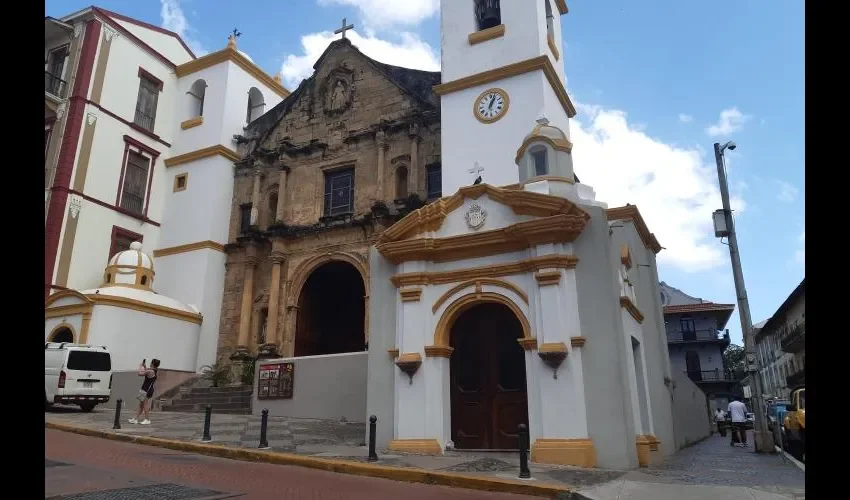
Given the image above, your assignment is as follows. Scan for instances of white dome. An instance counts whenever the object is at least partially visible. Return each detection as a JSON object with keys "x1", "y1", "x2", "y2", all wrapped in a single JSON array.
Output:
[
  {"x1": 524, "y1": 117, "x2": 567, "y2": 143},
  {"x1": 109, "y1": 241, "x2": 153, "y2": 270},
  {"x1": 80, "y1": 285, "x2": 200, "y2": 316},
  {"x1": 104, "y1": 241, "x2": 156, "y2": 289}
]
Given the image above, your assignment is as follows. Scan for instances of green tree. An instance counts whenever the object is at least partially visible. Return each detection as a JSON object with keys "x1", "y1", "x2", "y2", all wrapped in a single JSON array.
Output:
[{"x1": 723, "y1": 344, "x2": 746, "y2": 380}]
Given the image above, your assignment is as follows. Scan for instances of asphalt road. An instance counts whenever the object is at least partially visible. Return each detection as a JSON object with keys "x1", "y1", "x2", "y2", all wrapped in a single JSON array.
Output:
[{"x1": 45, "y1": 429, "x2": 538, "y2": 500}]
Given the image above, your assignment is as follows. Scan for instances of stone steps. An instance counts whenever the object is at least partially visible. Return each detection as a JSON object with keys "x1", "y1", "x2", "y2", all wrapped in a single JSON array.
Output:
[{"x1": 162, "y1": 383, "x2": 253, "y2": 414}]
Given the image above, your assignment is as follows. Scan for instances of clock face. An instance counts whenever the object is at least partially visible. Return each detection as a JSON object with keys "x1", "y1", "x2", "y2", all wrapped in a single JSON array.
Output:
[{"x1": 474, "y1": 89, "x2": 509, "y2": 123}]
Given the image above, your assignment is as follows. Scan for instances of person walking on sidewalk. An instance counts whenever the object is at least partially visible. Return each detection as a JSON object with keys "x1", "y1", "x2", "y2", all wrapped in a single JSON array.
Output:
[
  {"x1": 715, "y1": 407, "x2": 727, "y2": 437},
  {"x1": 129, "y1": 358, "x2": 159, "y2": 425},
  {"x1": 727, "y1": 397, "x2": 748, "y2": 447}
]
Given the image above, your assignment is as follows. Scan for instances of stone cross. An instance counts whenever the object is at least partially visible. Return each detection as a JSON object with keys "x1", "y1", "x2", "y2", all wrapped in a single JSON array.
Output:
[
  {"x1": 334, "y1": 18, "x2": 354, "y2": 39},
  {"x1": 469, "y1": 162, "x2": 484, "y2": 183}
]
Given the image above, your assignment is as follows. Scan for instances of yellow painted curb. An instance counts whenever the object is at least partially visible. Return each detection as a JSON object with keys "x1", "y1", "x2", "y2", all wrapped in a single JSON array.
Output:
[{"x1": 45, "y1": 421, "x2": 572, "y2": 498}]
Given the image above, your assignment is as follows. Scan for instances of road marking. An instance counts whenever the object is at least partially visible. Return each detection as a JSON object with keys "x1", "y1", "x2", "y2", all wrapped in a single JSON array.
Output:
[{"x1": 775, "y1": 445, "x2": 805, "y2": 472}]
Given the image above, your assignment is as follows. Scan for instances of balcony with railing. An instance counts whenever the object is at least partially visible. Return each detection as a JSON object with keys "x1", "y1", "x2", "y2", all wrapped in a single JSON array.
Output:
[
  {"x1": 45, "y1": 71, "x2": 68, "y2": 100},
  {"x1": 780, "y1": 320, "x2": 805, "y2": 353},
  {"x1": 686, "y1": 369, "x2": 739, "y2": 384},
  {"x1": 667, "y1": 328, "x2": 730, "y2": 345},
  {"x1": 786, "y1": 367, "x2": 805, "y2": 388}
]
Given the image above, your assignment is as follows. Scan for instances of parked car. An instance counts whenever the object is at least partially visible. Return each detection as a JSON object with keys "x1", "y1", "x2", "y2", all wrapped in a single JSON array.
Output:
[
  {"x1": 45, "y1": 342, "x2": 113, "y2": 412},
  {"x1": 767, "y1": 399, "x2": 790, "y2": 433},
  {"x1": 783, "y1": 387, "x2": 806, "y2": 462}
]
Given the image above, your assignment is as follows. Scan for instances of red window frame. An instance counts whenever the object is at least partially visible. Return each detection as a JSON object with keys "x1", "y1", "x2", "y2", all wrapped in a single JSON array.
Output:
[
  {"x1": 115, "y1": 135, "x2": 160, "y2": 217},
  {"x1": 108, "y1": 225, "x2": 144, "y2": 262}
]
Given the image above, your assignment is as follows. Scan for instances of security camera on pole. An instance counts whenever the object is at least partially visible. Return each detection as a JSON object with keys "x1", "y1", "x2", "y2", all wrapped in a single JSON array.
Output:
[{"x1": 711, "y1": 141, "x2": 773, "y2": 453}]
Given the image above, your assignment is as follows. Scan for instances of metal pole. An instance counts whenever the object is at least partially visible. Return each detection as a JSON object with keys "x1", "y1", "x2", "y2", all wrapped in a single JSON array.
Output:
[
  {"x1": 518, "y1": 424, "x2": 531, "y2": 479},
  {"x1": 112, "y1": 399, "x2": 122, "y2": 430},
  {"x1": 713, "y1": 142, "x2": 771, "y2": 453},
  {"x1": 259, "y1": 409, "x2": 269, "y2": 449},
  {"x1": 202, "y1": 405, "x2": 212, "y2": 442},
  {"x1": 368, "y1": 415, "x2": 378, "y2": 462}
]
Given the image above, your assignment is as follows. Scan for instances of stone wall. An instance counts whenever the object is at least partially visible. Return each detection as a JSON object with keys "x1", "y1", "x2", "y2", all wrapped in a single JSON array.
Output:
[{"x1": 671, "y1": 371, "x2": 712, "y2": 449}]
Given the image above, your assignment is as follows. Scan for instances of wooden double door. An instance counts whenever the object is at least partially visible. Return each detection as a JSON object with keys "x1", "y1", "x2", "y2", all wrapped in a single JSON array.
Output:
[{"x1": 450, "y1": 303, "x2": 529, "y2": 450}]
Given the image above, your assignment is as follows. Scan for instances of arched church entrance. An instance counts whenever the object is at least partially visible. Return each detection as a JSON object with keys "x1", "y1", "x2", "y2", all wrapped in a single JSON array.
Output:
[
  {"x1": 449, "y1": 302, "x2": 529, "y2": 450},
  {"x1": 294, "y1": 261, "x2": 366, "y2": 357},
  {"x1": 50, "y1": 326, "x2": 74, "y2": 343}
]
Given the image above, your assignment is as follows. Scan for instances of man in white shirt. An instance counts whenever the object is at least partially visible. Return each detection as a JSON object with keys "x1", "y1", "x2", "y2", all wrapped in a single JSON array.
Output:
[
  {"x1": 714, "y1": 408, "x2": 727, "y2": 437},
  {"x1": 727, "y1": 397, "x2": 748, "y2": 447}
]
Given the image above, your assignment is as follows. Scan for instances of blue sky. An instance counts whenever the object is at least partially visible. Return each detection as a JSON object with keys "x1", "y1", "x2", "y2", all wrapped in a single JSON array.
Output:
[{"x1": 46, "y1": 0, "x2": 805, "y2": 346}]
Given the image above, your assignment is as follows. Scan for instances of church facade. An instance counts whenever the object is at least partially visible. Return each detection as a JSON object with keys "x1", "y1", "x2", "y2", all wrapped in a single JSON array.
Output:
[
  {"x1": 225, "y1": 1, "x2": 676, "y2": 470},
  {"x1": 218, "y1": 39, "x2": 442, "y2": 362}
]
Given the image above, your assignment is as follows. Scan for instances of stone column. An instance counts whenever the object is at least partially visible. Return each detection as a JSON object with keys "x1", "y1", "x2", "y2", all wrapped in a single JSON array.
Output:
[
  {"x1": 260, "y1": 251, "x2": 285, "y2": 358},
  {"x1": 232, "y1": 253, "x2": 258, "y2": 358},
  {"x1": 275, "y1": 167, "x2": 288, "y2": 223},
  {"x1": 250, "y1": 166, "x2": 262, "y2": 226},
  {"x1": 375, "y1": 130, "x2": 387, "y2": 200},
  {"x1": 409, "y1": 122, "x2": 420, "y2": 195}
]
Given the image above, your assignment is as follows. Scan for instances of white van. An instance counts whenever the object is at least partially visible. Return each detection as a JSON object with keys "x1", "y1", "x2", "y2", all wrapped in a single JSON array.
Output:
[{"x1": 45, "y1": 343, "x2": 113, "y2": 412}]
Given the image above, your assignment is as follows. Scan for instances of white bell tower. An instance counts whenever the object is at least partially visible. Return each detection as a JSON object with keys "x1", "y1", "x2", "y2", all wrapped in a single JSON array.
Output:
[{"x1": 437, "y1": 0, "x2": 575, "y2": 195}]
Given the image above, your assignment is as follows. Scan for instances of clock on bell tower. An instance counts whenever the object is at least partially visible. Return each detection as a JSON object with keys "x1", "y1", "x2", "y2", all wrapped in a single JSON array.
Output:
[{"x1": 436, "y1": 0, "x2": 576, "y2": 196}]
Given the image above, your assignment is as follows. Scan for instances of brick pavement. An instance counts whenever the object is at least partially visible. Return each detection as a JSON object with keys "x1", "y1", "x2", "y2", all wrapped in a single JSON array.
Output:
[
  {"x1": 46, "y1": 407, "x2": 806, "y2": 499},
  {"x1": 46, "y1": 428, "x2": 538, "y2": 500}
]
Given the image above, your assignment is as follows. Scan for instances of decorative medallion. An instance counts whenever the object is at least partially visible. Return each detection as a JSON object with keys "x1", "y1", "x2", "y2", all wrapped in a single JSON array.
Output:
[
  {"x1": 103, "y1": 25, "x2": 118, "y2": 42},
  {"x1": 69, "y1": 194, "x2": 82, "y2": 219},
  {"x1": 465, "y1": 203, "x2": 487, "y2": 230}
]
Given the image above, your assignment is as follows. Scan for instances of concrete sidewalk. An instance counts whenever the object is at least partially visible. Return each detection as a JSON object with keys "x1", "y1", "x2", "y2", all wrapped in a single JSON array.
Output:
[{"x1": 46, "y1": 407, "x2": 804, "y2": 499}]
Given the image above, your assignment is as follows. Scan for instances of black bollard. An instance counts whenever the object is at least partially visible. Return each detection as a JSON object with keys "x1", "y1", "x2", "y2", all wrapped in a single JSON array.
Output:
[
  {"x1": 518, "y1": 424, "x2": 531, "y2": 479},
  {"x1": 368, "y1": 415, "x2": 378, "y2": 462},
  {"x1": 112, "y1": 399, "x2": 123, "y2": 430},
  {"x1": 259, "y1": 409, "x2": 270, "y2": 449},
  {"x1": 202, "y1": 405, "x2": 212, "y2": 442}
]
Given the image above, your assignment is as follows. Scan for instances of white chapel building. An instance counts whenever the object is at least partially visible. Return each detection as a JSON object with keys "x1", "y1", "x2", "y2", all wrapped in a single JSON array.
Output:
[
  {"x1": 363, "y1": 0, "x2": 676, "y2": 470},
  {"x1": 44, "y1": 6, "x2": 288, "y2": 372}
]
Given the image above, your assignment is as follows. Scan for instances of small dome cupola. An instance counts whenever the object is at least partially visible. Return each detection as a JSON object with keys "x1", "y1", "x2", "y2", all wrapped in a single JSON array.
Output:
[
  {"x1": 515, "y1": 116, "x2": 575, "y2": 184},
  {"x1": 102, "y1": 241, "x2": 155, "y2": 290}
]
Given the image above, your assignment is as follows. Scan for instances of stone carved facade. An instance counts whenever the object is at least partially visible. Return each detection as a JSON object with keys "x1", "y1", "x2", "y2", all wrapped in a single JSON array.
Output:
[{"x1": 218, "y1": 39, "x2": 441, "y2": 361}]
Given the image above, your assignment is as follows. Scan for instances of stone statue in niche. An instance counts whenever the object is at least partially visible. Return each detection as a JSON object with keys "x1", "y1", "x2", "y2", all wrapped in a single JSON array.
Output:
[{"x1": 331, "y1": 80, "x2": 347, "y2": 110}]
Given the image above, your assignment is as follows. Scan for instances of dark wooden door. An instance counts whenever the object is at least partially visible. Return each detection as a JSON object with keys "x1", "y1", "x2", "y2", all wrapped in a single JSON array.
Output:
[{"x1": 451, "y1": 303, "x2": 528, "y2": 450}]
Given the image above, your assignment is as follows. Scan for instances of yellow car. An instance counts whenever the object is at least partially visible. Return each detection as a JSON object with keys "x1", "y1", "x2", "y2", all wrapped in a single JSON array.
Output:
[{"x1": 782, "y1": 387, "x2": 805, "y2": 462}]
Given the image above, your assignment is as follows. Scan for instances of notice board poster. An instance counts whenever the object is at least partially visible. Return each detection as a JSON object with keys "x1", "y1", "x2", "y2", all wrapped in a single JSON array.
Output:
[{"x1": 258, "y1": 362, "x2": 294, "y2": 400}]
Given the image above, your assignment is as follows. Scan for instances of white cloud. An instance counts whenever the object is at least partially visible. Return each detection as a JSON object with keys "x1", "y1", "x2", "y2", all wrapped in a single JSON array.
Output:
[
  {"x1": 706, "y1": 107, "x2": 751, "y2": 137},
  {"x1": 678, "y1": 113, "x2": 693, "y2": 123},
  {"x1": 775, "y1": 180, "x2": 799, "y2": 203},
  {"x1": 570, "y1": 104, "x2": 746, "y2": 272},
  {"x1": 160, "y1": 0, "x2": 207, "y2": 56},
  {"x1": 280, "y1": 30, "x2": 439, "y2": 88},
  {"x1": 318, "y1": 0, "x2": 440, "y2": 29}
]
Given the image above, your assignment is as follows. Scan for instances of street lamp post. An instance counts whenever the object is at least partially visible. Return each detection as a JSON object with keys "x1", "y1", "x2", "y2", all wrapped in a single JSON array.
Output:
[{"x1": 712, "y1": 141, "x2": 772, "y2": 453}]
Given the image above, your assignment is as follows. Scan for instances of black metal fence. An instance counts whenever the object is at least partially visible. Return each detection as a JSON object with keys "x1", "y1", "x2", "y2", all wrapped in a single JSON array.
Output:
[{"x1": 667, "y1": 329, "x2": 729, "y2": 343}]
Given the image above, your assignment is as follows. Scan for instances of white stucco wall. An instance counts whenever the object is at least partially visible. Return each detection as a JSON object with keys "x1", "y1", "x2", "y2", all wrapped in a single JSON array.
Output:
[
  {"x1": 220, "y1": 63, "x2": 285, "y2": 146},
  {"x1": 441, "y1": 0, "x2": 549, "y2": 83},
  {"x1": 110, "y1": 18, "x2": 194, "y2": 65},
  {"x1": 65, "y1": 201, "x2": 161, "y2": 291},
  {"x1": 440, "y1": 71, "x2": 571, "y2": 196},
  {"x1": 93, "y1": 32, "x2": 178, "y2": 144},
  {"x1": 171, "y1": 63, "x2": 230, "y2": 155},
  {"x1": 86, "y1": 305, "x2": 200, "y2": 372},
  {"x1": 154, "y1": 249, "x2": 227, "y2": 370},
  {"x1": 157, "y1": 156, "x2": 234, "y2": 248}
]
